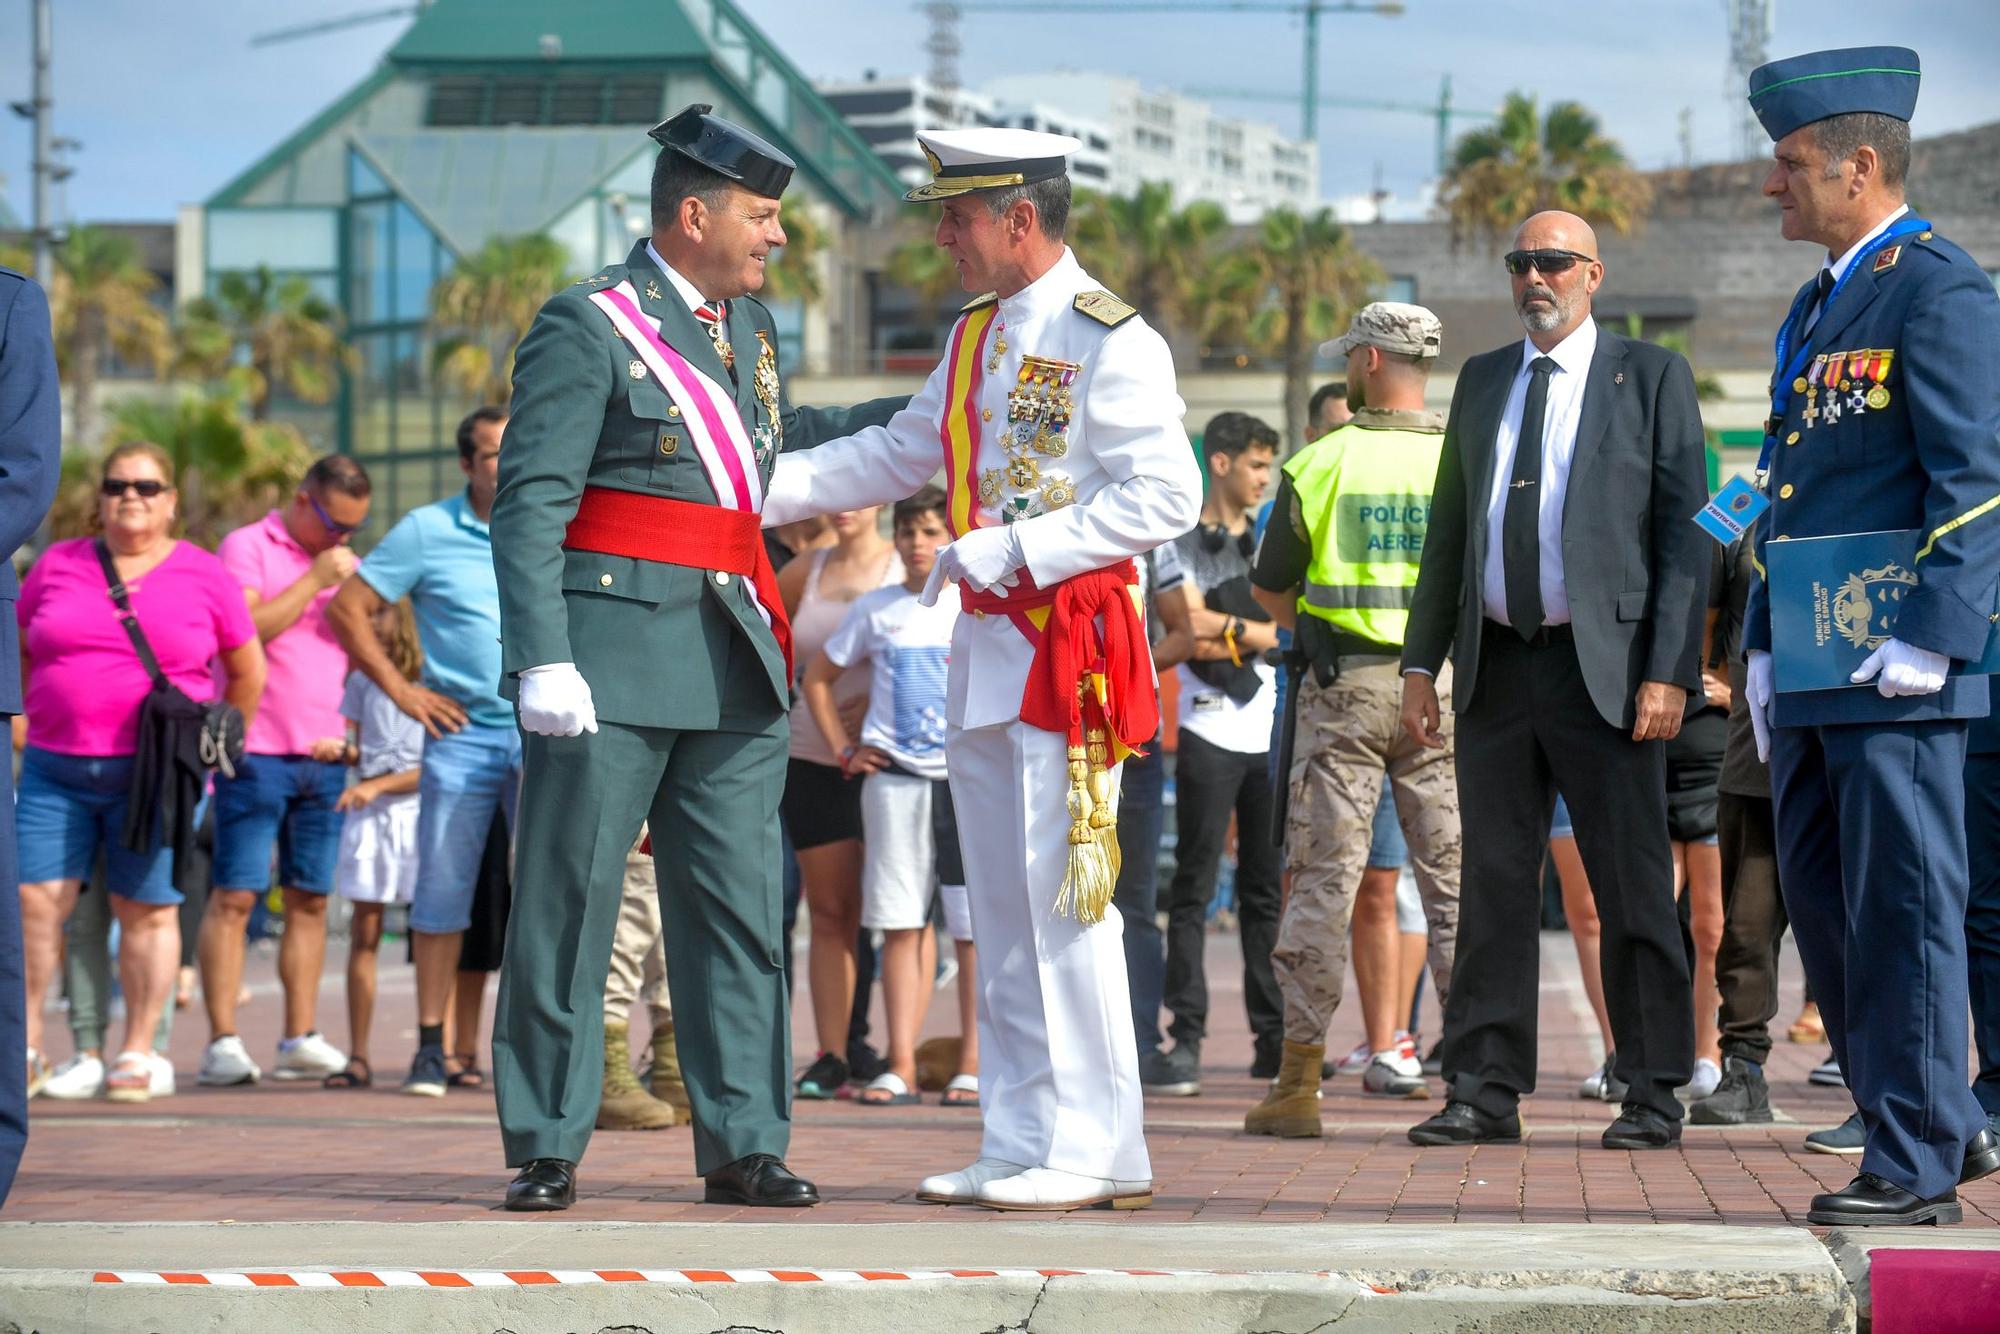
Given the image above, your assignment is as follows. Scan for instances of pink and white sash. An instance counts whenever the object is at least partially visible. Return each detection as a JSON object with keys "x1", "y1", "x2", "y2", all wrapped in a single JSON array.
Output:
[{"x1": 587, "y1": 281, "x2": 763, "y2": 514}]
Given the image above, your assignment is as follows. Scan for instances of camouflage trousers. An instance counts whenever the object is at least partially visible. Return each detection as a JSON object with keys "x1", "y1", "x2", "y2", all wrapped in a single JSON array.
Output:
[{"x1": 1273, "y1": 660, "x2": 1462, "y2": 1044}]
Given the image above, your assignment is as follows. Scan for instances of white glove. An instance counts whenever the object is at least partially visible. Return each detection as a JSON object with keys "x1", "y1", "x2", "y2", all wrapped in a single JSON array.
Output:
[
  {"x1": 919, "y1": 524, "x2": 1025, "y2": 607},
  {"x1": 1851, "y1": 636, "x2": 1949, "y2": 698},
  {"x1": 1746, "y1": 649, "x2": 1773, "y2": 764},
  {"x1": 517, "y1": 662, "x2": 598, "y2": 736}
]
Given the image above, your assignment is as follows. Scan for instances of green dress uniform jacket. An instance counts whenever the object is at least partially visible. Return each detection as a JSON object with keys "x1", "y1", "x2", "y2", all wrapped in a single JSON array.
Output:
[{"x1": 489, "y1": 239, "x2": 903, "y2": 1175}]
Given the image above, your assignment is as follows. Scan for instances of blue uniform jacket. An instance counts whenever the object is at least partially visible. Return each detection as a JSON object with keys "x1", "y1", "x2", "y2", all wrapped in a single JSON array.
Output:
[
  {"x1": 1744, "y1": 227, "x2": 2000, "y2": 727},
  {"x1": 0, "y1": 269, "x2": 61, "y2": 715}
]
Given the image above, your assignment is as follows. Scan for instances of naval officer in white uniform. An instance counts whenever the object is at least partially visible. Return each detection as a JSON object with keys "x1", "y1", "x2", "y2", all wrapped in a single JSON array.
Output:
[{"x1": 762, "y1": 127, "x2": 1201, "y2": 1210}]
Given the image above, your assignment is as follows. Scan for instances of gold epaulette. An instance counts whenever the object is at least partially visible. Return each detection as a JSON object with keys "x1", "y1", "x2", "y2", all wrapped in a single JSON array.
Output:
[
  {"x1": 1073, "y1": 290, "x2": 1137, "y2": 328},
  {"x1": 960, "y1": 291, "x2": 999, "y2": 313}
]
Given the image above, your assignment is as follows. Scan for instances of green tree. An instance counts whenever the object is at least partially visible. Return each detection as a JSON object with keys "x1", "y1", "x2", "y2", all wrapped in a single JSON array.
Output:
[
  {"x1": 431, "y1": 234, "x2": 573, "y2": 405},
  {"x1": 47, "y1": 226, "x2": 173, "y2": 448},
  {"x1": 178, "y1": 266, "x2": 347, "y2": 422},
  {"x1": 1069, "y1": 183, "x2": 1228, "y2": 349},
  {"x1": 47, "y1": 392, "x2": 313, "y2": 544},
  {"x1": 1207, "y1": 208, "x2": 1381, "y2": 448},
  {"x1": 883, "y1": 215, "x2": 963, "y2": 337},
  {"x1": 760, "y1": 198, "x2": 825, "y2": 306},
  {"x1": 1438, "y1": 93, "x2": 1653, "y2": 248}
]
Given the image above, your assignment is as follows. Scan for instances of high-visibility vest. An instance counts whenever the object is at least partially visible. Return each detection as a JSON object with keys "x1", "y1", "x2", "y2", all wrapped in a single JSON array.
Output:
[{"x1": 1283, "y1": 421, "x2": 1444, "y2": 647}]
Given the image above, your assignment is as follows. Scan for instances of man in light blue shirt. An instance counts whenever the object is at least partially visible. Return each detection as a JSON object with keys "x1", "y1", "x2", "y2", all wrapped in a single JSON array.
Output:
[{"x1": 328, "y1": 406, "x2": 520, "y2": 1099}]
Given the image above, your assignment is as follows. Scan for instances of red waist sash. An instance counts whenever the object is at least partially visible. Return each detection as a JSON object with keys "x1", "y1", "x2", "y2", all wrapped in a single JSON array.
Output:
[{"x1": 563, "y1": 486, "x2": 791, "y2": 681}]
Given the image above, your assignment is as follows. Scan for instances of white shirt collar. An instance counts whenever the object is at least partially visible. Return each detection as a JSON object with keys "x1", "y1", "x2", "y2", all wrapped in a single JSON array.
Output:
[
  {"x1": 1824, "y1": 203, "x2": 1909, "y2": 284},
  {"x1": 644, "y1": 239, "x2": 710, "y2": 314},
  {"x1": 1519, "y1": 317, "x2": 1598, "y2": 377},
  {"x1": 996, "y1": 247, "x2": 1084, "y2": 323}
]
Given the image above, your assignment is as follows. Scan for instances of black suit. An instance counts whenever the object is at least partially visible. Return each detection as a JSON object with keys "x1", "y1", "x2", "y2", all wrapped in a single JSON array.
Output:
[{"x1": 1404, "y1": 325, "x2": 1708, "y2": 1122}]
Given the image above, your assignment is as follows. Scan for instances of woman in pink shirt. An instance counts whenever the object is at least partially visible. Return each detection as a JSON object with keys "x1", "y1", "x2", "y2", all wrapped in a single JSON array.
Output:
[{"x1": 16, "y1": 442, "x2": 264, "y2": 1102}]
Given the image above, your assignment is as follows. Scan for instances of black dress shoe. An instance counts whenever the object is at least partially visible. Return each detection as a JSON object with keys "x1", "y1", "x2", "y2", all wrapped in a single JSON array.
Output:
[
  {"x1": 504, "y1": 1158, "x2": 576, "y2": 1212},
  {"x1": 1408, "y1": 1100, "x2": 1521, "y2": 1146},
  {"x1": 1602, "y1": 1105, "x2": 1681, "y2": 1150},
  {"x1": 704, "y1": 1153, "x2": 820, "y2": 1207},
  {"x1": 1807, "y1": 1171, "x2": 1962, "y2": 1226},
  {"x1": 1962, "y1": 1127, "x2": 2000, "y2": 1185}
]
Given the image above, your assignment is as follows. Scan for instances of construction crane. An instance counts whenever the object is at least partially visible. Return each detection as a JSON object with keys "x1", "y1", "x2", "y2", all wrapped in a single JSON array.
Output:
[
  {"x1": 1181, "y1": 74, "x2": 1492, "y2": 176},
  {"x1": 250, "y1": 3, "x2": 426, "y2": 49},
  {"x1": 939, "y1": 0, "x2": 1405, "y2": 145},
  {"x1": 1724, "y1": 0, "x2": 1776, "y2": 162}
]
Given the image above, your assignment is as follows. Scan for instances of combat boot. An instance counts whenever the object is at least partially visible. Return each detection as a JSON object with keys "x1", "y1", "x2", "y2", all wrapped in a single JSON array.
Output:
[
  {"x1": 648, "y1": 1021, "x2": 692, "y2": 1116},
  {"x1": 597, "y1": 1021, "x2": 675, "y2": 1131},
  {"x1": 1243, "y1": 1040, "x2": 1324, "y2": 1138}
]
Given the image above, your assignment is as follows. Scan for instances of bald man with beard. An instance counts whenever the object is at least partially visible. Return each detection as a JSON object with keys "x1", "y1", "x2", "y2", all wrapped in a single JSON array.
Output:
[{"x1": 1399, "y1": 211, "x2": 1710, "y2": 1152}]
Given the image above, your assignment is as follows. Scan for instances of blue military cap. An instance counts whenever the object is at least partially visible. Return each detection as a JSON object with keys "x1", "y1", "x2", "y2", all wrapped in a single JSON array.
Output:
[{"x1": 1749, "y1": 46, "x2": 1920, "y2": 141}]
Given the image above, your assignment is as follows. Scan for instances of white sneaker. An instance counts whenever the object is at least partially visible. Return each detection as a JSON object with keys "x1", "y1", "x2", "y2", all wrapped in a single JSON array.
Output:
[
  {"x1": 974, "y1": 1167, "x2": 1152, "y2": 1212},
  {"x1": 198, "y1": 1035, "x2": 262, "y2": 1086},
  {"x1": 1334, "y1": 1039, "x2": 1372, "y2": 1075},
  {"x1": 148, "y1": 1052, "x2": 176, "y2": 1097},
  {"x1": 41, "y1": 1053, "x2": 106, "y2": 1100},
  {"x1": 916, "y1": 1157, "x2": 1030, "y2": 1204},
  {"x1": 1361, "y1": 1050, "x2": 1431, "y2": 1099},
  {"x1": 1684, "y1": 1057, "x2": 1722, "y2": 1100},
  {"x1": 272, "y1": 1032, "x2": 347, "y2": 1081}
]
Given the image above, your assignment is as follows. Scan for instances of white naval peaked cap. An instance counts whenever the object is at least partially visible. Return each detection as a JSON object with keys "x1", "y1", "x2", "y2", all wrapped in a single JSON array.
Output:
[{"x1": 906, "y1": 127, "x2": 1083, "y2": 202}]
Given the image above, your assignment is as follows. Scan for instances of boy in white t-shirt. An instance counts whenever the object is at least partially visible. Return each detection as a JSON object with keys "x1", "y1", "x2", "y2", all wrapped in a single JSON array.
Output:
[{"x1": 802, "y1": 486, "x2": 976, "y2": 1108}]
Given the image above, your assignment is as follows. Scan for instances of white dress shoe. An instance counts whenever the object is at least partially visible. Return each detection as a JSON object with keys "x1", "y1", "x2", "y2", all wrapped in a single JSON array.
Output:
[
  {"x1": 974, "y1": 1167, "x2": 1153, "y2": 1212},
  {"x1": 915, "y1": 1157, "x2": 1029, "y2": 1204}
]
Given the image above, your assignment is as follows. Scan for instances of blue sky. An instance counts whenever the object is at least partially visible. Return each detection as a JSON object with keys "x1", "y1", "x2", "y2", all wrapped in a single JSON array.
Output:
[{"x1": 3, "y1": 0, "x2": 1994, "y2": 223}]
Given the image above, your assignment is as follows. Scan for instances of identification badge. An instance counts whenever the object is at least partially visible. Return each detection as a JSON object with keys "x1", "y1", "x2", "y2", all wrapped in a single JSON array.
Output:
[{"x1": 1693, "y1": 475, "x2": 1769, "y2": 545}]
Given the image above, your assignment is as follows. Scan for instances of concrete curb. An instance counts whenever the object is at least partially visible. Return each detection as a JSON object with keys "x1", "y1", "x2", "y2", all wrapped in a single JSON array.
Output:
[{"x1": 0, "y1": 1221, "x2": 1854, "y2": 1333}]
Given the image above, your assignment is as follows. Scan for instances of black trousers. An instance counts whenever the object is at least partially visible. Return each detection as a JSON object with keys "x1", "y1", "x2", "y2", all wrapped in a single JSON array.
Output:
[
  {"x1": 1162, "y1": 729, "x2": 1283, "y2": 1059},
  {"x1": 1442, "y1": 631, "x2": 1693, "y2": 1121},
  {"x1": 1714, "y1": 790, "x2": 1786, "y2": 1065},
  {"x1": 1967, "y1": 752, "x2": 2000, "y2": 1120}
]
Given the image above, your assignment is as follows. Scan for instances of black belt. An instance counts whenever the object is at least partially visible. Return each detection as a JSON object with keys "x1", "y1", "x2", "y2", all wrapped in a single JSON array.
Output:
[{"x1": 1484, "y1": 617, "x2": 1573, "y2": 649}]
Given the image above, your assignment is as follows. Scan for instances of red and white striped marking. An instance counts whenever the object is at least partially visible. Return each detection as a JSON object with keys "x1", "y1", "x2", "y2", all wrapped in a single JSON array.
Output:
[{"x1": 93, "y1": 1266, "x2": 1259, "y2": 1288}]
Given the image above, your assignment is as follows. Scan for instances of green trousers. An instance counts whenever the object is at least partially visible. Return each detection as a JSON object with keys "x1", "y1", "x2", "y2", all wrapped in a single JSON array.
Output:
[{"x1": 493, "y1": 707, "x2": 790, "y2": 1176}]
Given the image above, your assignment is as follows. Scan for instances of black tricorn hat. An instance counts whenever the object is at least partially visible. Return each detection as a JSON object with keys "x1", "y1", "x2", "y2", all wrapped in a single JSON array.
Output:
[{"x1": 648, "y1": 103, "x2": 796, "y2": 200}]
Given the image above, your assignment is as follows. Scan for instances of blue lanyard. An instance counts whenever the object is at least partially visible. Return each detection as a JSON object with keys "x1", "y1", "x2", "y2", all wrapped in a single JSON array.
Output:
[{"x1": 1759, "y1": 215, "x2": 1930, "y2": 478}]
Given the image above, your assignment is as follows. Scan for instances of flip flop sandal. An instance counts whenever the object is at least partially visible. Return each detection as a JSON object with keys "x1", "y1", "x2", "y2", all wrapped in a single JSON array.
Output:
[
  {"x1": 324, "y1": 1058, "x2": 372, "y2": 1089},
  {"x1": 940, "y1": 1073, "x2": 980, "y2": 1108},
  {"x1": 858, "y1": 1072, "x2": 920, "y2": 1106},
  {"x1": 446, "y1": 1055, "x2": 485, "y2": 1089},
  {"x1": 105, "y1": 1052, "x2": 152, "y2": 1104}
]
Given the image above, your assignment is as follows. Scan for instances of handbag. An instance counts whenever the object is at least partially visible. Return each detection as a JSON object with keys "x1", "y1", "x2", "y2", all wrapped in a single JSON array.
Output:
[{"x1": 94, "y1": 539, "x2": 246, "y2": 778}]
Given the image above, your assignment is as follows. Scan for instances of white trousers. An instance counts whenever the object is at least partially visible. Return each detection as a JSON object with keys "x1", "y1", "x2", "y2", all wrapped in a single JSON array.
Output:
[{"x1": 946, "y1": 720, "x2": 1151, "y2": 1181}]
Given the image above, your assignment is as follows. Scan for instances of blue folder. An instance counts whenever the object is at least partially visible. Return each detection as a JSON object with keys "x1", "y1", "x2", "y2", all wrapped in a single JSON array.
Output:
[{"x1": 1764, "y1": 528, "x2": 2000, "y2": 693}]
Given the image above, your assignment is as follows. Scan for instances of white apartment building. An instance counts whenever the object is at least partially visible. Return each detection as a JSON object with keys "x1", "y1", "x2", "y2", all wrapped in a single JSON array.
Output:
[{"x1": 817, "y1": 72, "x2": 1314, "y2": 219}]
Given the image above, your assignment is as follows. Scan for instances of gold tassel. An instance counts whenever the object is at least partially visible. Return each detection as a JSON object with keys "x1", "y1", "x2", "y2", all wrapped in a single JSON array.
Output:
[
  {"x1": 1086, "y1": 729, "x2": 1121, "y2": 885},
  {"x1": 1057, "y1": 743, "x2": 1115, "y2": 925}
]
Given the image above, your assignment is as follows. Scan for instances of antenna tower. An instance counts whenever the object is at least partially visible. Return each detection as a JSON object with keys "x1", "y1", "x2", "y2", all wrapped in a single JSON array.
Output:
[
  {"x1": 925, "y1": 4, "x2": 963, "y2": 95},
  {"x1": 1725, "y1": 0, "x2": 1776, "y2": 162}
]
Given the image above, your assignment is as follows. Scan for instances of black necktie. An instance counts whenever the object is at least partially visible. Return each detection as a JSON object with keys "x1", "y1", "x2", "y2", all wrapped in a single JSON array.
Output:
[
  {"x1": 1805, "y1": 268, "x2": 1834, "y2": 335},
  {"x1": 1503, "y1": 355, "x2": 1558, "y2": 639}
]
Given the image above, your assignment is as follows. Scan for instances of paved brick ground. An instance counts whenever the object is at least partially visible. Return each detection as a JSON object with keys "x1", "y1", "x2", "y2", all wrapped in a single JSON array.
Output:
[{"x1": 13, "y1": 925, "x2": 1996, "y2": 1228}]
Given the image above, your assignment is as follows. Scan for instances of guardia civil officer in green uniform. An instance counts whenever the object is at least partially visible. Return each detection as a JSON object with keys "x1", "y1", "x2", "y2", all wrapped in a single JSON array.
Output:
[
  {"x1": 1242, "y1": 302, "x2": 1462, "y2": 1137},
  {"x1": 489, "y1": 105, "x2": 905, "y2": 1212}
]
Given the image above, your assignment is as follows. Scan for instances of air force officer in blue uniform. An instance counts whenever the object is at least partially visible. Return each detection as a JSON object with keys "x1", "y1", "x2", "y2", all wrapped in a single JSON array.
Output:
[
  {"x1": 1741, "y1": 48, "x2": 2000, "y2": 1227},
  {"x1": 0, "y1": 267, "x2": 62, "y2": 1206}
]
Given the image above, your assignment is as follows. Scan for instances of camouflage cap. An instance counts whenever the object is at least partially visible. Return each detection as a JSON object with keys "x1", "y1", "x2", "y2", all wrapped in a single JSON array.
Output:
[{"x1": 1320, "y1": 301, "x2": 1443, "y2": 361}]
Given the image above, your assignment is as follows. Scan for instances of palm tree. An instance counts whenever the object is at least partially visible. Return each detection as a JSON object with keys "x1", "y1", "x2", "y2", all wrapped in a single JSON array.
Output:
[
  {"x1": 178, "y1": 267, "x2": 347, "y2": 422},
  {"x1": 430, "y1": 234, "x2": 573, "y2": 405},
  {"x1": 1438, "y1": 93, "x2": 1653, "y2": 248},
  {"x1": 883, "y1": 214, "x2": 963, "y2": 334},
  {"x1": 47, "y1": 392, "x2": 313, "y2": 544},
  {"x1": 760, "y1": 198, "x2": 824, "y2": 306},
  {"x1": 47, "y1": 226, "x2": 173, "y2": 448},
  {"x1": 1207, "y1": 208, "x2": 1381, "y2": 448},
  {"x1": 1068, "y1": 183, "x2": 1228, "y2": 350}
]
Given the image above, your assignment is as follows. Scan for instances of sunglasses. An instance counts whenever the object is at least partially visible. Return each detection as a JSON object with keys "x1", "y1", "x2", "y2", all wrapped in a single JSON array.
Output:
[
  {"x1": 1503, "y1": 249, "x2": 1596, "y2": 276},
  {"x1": 100, "y1": 478, "x2": 168, "y2": 499},
  {"x1": 306, "y1": 490, "x2": 362, "y2": 537}
]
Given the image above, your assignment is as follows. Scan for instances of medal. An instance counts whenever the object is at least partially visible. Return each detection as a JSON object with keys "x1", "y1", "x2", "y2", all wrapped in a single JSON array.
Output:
[
  {"x1": 1864, "y1": 347, "x2": 1894, "y2": 410},
  {"x1": 1804, "y1": 355, "x2": 1826, "y2": 427},
  {"x1": 752, "y1": 331, "x2": 781, "y2": 452}
]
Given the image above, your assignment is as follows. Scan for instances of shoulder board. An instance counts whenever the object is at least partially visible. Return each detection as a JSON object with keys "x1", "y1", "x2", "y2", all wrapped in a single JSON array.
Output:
[
  {"x1": 960, "y1": 291, "x2": 998, "y2": 313},
  {"x1": 1073, "y1": 290, "x2": 1137, "y2": 328},
  {"x1": 571, "y1": 266, "x2": 621, "y2": 289}
]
